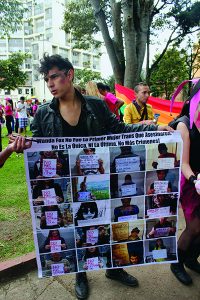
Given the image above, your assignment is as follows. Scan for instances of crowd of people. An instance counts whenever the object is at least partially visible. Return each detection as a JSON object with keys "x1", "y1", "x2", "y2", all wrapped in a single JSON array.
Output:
[{"x1": 0, "y1": 53, "x2": 200, "y2": 300}]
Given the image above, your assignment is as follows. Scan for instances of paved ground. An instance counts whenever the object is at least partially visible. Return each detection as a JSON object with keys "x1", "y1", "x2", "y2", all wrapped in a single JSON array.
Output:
[{"x1": 1, "y1": 209, "x2": 200, "y2": 300}]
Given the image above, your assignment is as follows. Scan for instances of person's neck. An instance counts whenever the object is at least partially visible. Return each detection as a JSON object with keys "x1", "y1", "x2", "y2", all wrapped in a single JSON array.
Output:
[
  {"x1": 136, "y1": 99, "x2": 144, "y2": 108},
  {"x1": 58, "y1": 87, "x2": 79, "y2": 108}
]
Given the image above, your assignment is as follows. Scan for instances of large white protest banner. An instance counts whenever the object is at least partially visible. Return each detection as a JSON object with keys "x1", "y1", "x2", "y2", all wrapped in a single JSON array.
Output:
[{"x1": 24, "y1": 131, "x2": 182, "y2": 278}]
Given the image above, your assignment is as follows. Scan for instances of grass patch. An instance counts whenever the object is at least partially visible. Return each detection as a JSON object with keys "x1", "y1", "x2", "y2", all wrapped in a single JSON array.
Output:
[{"x1": 0, "y1": 127, "x2": 34, "y2": 261}]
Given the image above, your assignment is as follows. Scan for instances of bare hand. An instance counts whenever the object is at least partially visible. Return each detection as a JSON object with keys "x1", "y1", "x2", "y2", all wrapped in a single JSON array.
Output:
[
  {"x1": 9, "y1": 135, "x2": 32, "y2": 153},
  {"x1": 157, "y1": 125, "x2": 174, "y2": 132}
]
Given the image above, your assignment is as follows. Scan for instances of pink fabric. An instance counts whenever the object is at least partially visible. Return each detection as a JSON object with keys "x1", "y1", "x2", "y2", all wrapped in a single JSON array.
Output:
[
  {"x1": 180, "y1": 173, "x2": 200, "y2": 222},
  {"x1": 104, "y1": 92, "x2": 119, "y2": 119},
  {"x1": 5, "y1": 105, "x2": 13, "y2": 116}
]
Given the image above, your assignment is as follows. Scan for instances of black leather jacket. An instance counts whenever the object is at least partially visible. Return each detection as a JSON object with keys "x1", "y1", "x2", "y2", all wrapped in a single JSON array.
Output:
[{"x1": 31, "y1": 93, "x2": 158, "y2": 137}]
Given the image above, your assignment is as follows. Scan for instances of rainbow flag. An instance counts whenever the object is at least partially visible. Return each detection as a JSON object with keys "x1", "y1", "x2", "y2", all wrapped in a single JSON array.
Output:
[{"x1": 115, "y1": 84, "x2": 184, "y2": 125}]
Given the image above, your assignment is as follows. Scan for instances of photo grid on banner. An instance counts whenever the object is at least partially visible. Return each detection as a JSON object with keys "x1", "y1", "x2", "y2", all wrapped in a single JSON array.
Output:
[{"x1": 24, "y1": 131, "x2": 182, "y2": 278}]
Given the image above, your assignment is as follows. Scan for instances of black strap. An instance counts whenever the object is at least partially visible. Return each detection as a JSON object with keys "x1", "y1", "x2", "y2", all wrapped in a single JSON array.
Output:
[
  {"x1": 188, "y1": 79, "x2": 200, "y2": 101},
  {"x1": 133, "y1": 101, "x2": 148, "y2": 121}
]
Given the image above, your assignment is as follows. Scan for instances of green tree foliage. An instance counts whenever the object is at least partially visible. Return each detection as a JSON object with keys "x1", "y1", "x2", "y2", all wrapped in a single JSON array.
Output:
[
  {"x1": 62, "y1": 0, "x2": 200, "y2": 88},
  {"x1": 74, "y1": 68, "x2": 103, "y2": 87},
  {"x1": 0, "y1": 0, "x2": 27, "y2": 37},
  {"x1": 150, "y1": 48, "x2": 188, "y2": 99},
  {"x1": 0, "y1": 52, "x2": 30, "y2": 90}
]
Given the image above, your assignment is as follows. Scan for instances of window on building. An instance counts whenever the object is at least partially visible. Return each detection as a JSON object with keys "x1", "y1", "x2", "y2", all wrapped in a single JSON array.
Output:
[
  {"x1": 59, "y1": 48, "x2": 69, "y2": 59},
  {"x1": 24, "y1": 2, "x2": 32, "y2": 18},
  {"x1": 24, "y1": 39, "x2": 32, "y2": 52},
  {"x1": 35, "y1": 17, "x2": 44, "y2": 33},
  {"x1": 24, "y1": 21, "x2": 33, "y2": 35},
  {"x1": 72, "y1": 51, "x2": 80, "y2": 67},
  {"x1": 25, "y1": 89, "x2": 30, "y2": 94},
  {"x1": 25, "y1": 72, "x2": 32, "y2": 86},
  {"x1": 45, "y1": 0, "x2": 52, "y2": 8},
  {"x1": 0, "y1": 39, "x2": 7, "y2": 53},
  {"x1": 34, "y1": 0, "x2": 44, "y2": 15},
  {"x1": 32, "y1": 44, "x2": 39, "y2": 60},
  {"x1": 93, "y1": 56, "x2": 100, "y2": 70},
  {"x1": 45, "y1": 28, "x2": 53, "y2": 41},
  {"x1": 5, "y1": 90, "x2": 10, "y2": 95},
  {"x1": 25, "y1": 58, "x2": 32, "y2": 69},
  {"x1": 18, "y1": 88, "x2": 23, "y2": 94},
  {"x1": 33, "y1": 64, "x2": 39, "y2": 81},
  {"x1": 8, "y1": 39, "x2": 23, "y2": 52},
  {"x1": 83, "y1": 53, "x2": 91, "y2": 67},
  {"x1": 52, "y1": 46, "x2": 58, "y2": 54}
]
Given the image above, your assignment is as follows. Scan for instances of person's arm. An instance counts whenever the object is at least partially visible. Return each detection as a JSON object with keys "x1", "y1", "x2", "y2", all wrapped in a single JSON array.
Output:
[
  {"x1": 176, "y1": 122, "x2": 194, "y2": 180},
  {"x1": 0, "y1": 136, "x2": 32, "y2": 167},
  {"x1": 115, "y1": 99, "x2": 124, "y2": 110},
  {"x1": 123, "y1": 105, "x2": 133, "y2": 124}
]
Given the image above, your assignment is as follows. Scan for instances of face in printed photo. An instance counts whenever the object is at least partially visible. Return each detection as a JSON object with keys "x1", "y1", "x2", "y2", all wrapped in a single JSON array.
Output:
[
  {"x1": 40, "y1": 250, "x2": 77, "y2": 277},
  {"x1": 146, "y1": 216, "x2": 177, "y2": 239},
  {"x1": 27, "y1": 150, "x2": 70, "y2": 179},
  {"x1": 145, "y1": 193, "x2": 178, "y2": 218},
  {"x1": 69, "y1": 147, "x2": 110, "y2": 176},
  {"x1": 144, "y1": 237, "x2": 177, "y2": 263},
  {"x1": 31, "y1": 178, "x2": 72, "y2": 206}
]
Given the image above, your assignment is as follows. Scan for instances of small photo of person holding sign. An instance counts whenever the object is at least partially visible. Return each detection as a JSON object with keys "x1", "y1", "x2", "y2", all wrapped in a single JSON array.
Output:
[
  {"x1": 110, "y1": 145, "x2": 146, "y2": 173},
  {"x1": 111, "y1": 196, "x2": 144, "y2": 222},
  {"x1": 146, "y1": 142, "x2": 181, "y2": 170},
  {"x1": 110, "y1": 172, "x2": 145, "y2": 198},
  {"x1": 144, "y1": 237, "x2": 177, "y2": 263},
  {"x1": 72, "y1": 175, "x2": 110, "y2": 201},
  {"x1": 40, "y1": 250, "x2": 77, "y2": 277},
  {"x1": 77, "y1": 245, "x2": 111, "y2": 271},
  {"x1": 145, "y1": 193, "x2": 178, "y2": 218},
  {"x1": 31, "y1": 178, "x2": 71, "y2": 206},
  {"x1": 75, "y1": 224, "x2": 110, "y2": 248},
  {"x1": 70, "y1": 147, "x2": 110, "y2": 176},
  {"x1": 34, "y1": 204, "x2": 73, "y2": 229},
  {"x1": 27, "y1": 150, "x2": 69, "y2": 179},
  {"x1": 146, "y1": 217, "x2": 177, "y2": 239},
  {"x1": 111, "y1": 220, "x2": 144, "y2": 243},
  {"x1": 37, "y1": 228, "x2": 75, "y2": 254},
  {"x1": 146, "y1": 168, "x2": 179, "y2": 195}
]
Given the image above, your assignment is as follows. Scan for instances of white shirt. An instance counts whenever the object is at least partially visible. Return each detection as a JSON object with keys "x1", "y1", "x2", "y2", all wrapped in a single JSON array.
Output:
[{"x1": 17, "y1": 102, "x2": 27, "y2": 118}]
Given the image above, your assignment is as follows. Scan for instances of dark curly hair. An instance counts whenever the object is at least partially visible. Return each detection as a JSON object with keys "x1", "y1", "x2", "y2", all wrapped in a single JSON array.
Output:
[{"x1": 39, "y1": 53, "x2": 74, "y2": 76}]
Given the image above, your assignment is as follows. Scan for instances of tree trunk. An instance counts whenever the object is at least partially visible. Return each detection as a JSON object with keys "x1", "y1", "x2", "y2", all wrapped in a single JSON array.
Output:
[{"x1": 90, "y1": 0, "x2": 124, "y2": 84}]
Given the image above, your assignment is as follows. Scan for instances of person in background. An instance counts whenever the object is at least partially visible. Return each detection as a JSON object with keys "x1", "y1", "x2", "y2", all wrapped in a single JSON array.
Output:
[
  {"x1": 124, "y1": 82, "x2": 154, "y2": 125},
  {"x1": 4, "y1": 98, "x2": 14, "y2": 136},
  {"x1": 169, "y1": 84, "x2": 200, "y2": 285},
  {"x1": 97, "y1": 82, "x2": 124, "y2": 120},
  {"x1": 17, "y1": 96, "x2": 28, "y2": 134},
  {"x1": 85, "y1": 81, "x2": 104, "y2": 99},
  {"x1": 0, "y1": 104, "x2": 4, "y2": 152},
  {"x1": 32, "y1": 99, "x2": 39, "y2": 117}
]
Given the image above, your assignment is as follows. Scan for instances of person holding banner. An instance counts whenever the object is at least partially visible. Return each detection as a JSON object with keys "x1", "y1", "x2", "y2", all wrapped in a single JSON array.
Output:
[
  {"x1": 31, "y1": 54, "x2": 173, "y2": 300},
  {"x1": 0, "y1": 135, "x2": 32, "y2": 168},
  {"x1": 169, "y1": 80, "x2": 200, "y2": 285}
]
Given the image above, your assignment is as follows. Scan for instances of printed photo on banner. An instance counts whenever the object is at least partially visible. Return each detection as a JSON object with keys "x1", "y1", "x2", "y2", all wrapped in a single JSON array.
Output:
[
  {"x1": 77, "y1": 245, "x2": 112, "y2": 271},
  {"x1": 145, "y1": 193, "x2": 178, "y2": 218},
  {"x1": 112, "y1": 241, "x2": 144, "y2": 267},
  {"x1": 111, "y1": 197, "x2": 144, "y2": 222},
  {"x1": 110, "y1": 145, "x2": 146, "y2": 173},
  {"x1": 31, "y1": 178, "x2": 72, "y2": 206},
  {"x1": 146, "y1": 168, "x2": 180, "y2": 195},
  {"x1": 144, "y1": 237, "x2": 177, "y2": 263},
  {"x1": 111, "y1": 220, "x2": 144, "y2": 243},
  {"x1": 75, "y1": 224, "x2": 110, "y2": 248},
  {"x1": 73, "y1": 200, "x2": 111, "y2": 226},
  {"x1": 110, "y1": 172, "x2": 145, "y2": 198},
  {"x1": 70, "y1": 147, "x2": 110, "y2": 176},
  {"x1": 146, "y1": 216, "x2": 177, "y2": 239},
  {"x1": 34, "y1": 204, "x2": 73, "y2": 230},
  {"x1": 72, "y1": 175, "x2": 110, "y2": 201},
  {"x1": 27, "y1": 150, "x2": 70, "y2": 179},
  {"x1": 36, "y1": 228, "x2": 75, "y2": 254},
  {"x1": 146, "y1": 142, "x2": 181, "y2": 171},
  {"x1": 39, "y1": 250, "x2": 77, "y2": 277}
]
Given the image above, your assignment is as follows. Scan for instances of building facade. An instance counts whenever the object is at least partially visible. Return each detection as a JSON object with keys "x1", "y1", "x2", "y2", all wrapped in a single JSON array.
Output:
[{"x1": 0, "y1": 0, "x2": 101, "y2": 103}]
